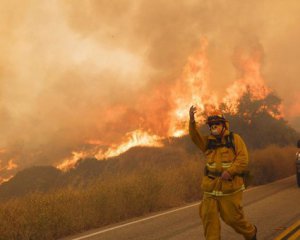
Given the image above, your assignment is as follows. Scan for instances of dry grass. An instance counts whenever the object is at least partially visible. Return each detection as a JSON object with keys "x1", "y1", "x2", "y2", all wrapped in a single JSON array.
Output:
[
  {"x1": 0, "y1": 160, "x2": 203, "y2": 240},
  {"x1": 249, "y1": 145, "x2": 297, "y2": 185},
  {"x1": 0, "y1": 145, "x2": 297, "y2": 240}
]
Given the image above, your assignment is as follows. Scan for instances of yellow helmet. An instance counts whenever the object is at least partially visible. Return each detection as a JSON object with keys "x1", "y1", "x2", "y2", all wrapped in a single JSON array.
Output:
[{"x1": 206, "y1": 114, "x2": 227, "y2": 125}]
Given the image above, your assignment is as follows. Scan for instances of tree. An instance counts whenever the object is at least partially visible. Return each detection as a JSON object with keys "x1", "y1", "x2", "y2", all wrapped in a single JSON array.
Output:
[{"x1": 201, "y1": 89, "x2": 299, "y2": 149}]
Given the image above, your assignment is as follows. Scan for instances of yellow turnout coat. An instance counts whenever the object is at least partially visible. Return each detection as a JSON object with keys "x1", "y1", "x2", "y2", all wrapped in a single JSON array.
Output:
[{"x1": 189, "y1": 120, "x2": 248, "y2": 195}]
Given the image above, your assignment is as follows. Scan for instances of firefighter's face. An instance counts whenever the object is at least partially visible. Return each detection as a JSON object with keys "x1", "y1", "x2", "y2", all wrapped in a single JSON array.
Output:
[{"x1": 209, "y1": 122, "x2": 223, "y2": 136}]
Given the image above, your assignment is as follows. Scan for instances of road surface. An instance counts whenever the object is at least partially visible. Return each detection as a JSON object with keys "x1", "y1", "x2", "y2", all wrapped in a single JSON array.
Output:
[{"x1": 62, "y1": 175, "x2": 300, "y2": 240}]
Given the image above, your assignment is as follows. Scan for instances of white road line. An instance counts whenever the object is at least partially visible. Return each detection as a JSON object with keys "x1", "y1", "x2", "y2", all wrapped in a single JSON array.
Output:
[
  {"x1": 71, "y1": 202, "x2": 201, "y2": 240},
  {"x1": 72, "y1": 185, "x2": 254, "y2": 240},
  {"x1": 71, "y1": 175, "x2": 294, "y2": 240}
]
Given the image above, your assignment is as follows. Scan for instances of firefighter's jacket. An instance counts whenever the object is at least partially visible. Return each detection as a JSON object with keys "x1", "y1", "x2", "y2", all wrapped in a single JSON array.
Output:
[{"x1": 189, "y1": 120, "x2": 249, "y2": 195}]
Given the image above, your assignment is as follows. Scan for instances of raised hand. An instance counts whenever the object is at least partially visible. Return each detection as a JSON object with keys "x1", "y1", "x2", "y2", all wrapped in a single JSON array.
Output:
[{"x1": 189, "y1": 105, "x2": 197, "y2": 122}]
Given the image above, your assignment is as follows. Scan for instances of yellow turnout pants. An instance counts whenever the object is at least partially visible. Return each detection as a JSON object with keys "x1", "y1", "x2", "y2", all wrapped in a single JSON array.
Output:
[{"x1": 199, "y1": 190, "x2": 256, "y2": 240}]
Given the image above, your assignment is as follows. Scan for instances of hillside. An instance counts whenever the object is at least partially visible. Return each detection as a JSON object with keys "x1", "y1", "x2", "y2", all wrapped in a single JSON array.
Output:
[
  {"x1": 0, "y1": 91, "x2": 299, "y2": 201},
  {"x1": 0, "y1": 137, "x2": 201, "y2": 201}
]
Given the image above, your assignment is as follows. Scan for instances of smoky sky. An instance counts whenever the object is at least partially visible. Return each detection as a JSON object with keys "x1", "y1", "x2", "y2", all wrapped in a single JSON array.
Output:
[{"x1": 0, "y1": 0, "x2": 300, "y2": 177}]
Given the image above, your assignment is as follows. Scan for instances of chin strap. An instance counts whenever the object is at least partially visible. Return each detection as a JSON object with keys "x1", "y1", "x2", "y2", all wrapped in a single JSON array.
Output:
[
  {"x1": 213, "y1": 126, "x2": 225, "y2": 137},
  {"x1": 220, "y1": 126, "x2": 226, "y2": 137}
]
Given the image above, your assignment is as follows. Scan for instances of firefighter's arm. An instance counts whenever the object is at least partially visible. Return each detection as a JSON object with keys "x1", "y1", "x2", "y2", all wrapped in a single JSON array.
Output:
[
  {"x1": 189, "y1": 120, "x2": 208, "y2": 152},
  {"x1": 226, "y1": 134, "x2": 249, "y2": 176}
]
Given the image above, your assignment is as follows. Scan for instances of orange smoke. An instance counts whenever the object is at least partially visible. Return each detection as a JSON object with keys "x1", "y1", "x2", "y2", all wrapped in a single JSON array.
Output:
[
  {"x1": 284, "y1": 95, "x2": 300, "y2": 120},
  {"x1": 223, "y1": 47, "x2": 270, "y2": 113}
]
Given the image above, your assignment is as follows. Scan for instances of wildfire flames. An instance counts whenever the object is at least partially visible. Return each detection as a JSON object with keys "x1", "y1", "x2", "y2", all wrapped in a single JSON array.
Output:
[
  {"x1": 0, "y1": 158, "x2": 18, "y2": 184},
  {"x1": 222, "y1": 48, "x2": 270, "y2": 112},
  {"x1": 168, "y1": 39, "x2": 215, "y2": 136},
  {"x1": 57, "y1": 130, "x2": 163, "y2": 171},
  {"x1": 57, "y1": 151, "x2": 86, "y2": 171},
  {"x1": 0, "y1": 38, "x2": 282, "y2": 174},
  {"x1": 55, "y1": 39, "x2": 282, "y2": 171},
  {"x1": 95, "y1": 130, "x2": 163, "y2": 159}
]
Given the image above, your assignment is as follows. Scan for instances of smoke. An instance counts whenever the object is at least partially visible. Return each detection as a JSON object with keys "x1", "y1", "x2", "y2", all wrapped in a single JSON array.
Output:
[{"x1": 0, "y1": 0, "x2": 300, "y2": 177}]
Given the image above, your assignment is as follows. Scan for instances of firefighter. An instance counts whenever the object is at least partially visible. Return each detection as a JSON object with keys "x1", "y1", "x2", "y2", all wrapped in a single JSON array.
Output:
[{"x1": 189, "y1": 105, "x2": 257, "y2": 240}]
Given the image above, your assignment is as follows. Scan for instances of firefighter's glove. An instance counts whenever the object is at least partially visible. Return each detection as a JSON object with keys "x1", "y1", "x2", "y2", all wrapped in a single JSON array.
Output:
[{"x1": 189, "y1": 105, "x2": 197, "y2": 122}]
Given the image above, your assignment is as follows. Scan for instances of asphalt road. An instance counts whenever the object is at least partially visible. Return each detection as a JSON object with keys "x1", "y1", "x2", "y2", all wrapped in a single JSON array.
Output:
[{"x1": 62, "y1": 175, "x2": 300, "y2": 240}]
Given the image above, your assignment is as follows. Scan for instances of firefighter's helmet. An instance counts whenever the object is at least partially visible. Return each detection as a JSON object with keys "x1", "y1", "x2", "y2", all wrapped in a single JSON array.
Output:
[{"x1": 206, "y1": 114, "x2": 227, "y2": 126}]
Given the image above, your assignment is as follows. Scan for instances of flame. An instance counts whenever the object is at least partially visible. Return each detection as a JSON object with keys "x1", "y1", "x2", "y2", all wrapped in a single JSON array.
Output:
[
  {"x1": 0, "y1": 175, "x2": 14, "y2": 185},
  {"x1": 168, "y1": 39, "x2": 217, "y2": 137},
  {"x1": 96, "y1": 129, "x2": 163, "y2": 159},
  {"x1": 0, "y1": 159, "x2": 18, "y2": 184},
  {"x1": 55, "y1": 39, "x2": 284, "y2": 171},
  {"x1": 0, "y1": 159, "x2": 18, "y2": 172},
  {"x1": 57, "y1": 40, "x2": 215, "y2": 170},
  {"x1": 172, "y1": 129, "x2": 186, "y2": 138},
  {"x1": 6, "y1": 160, "x2": 18, "y2": 170},
  {"x1": 56, "y1": 130, "x2": 163, "y2": 170},
  {"x1": 57, "y1": 151, "x2": 86, "y2": 171},
  {"x1": 223, "y1": 48, "x2": 270, "y2": 113}
]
